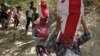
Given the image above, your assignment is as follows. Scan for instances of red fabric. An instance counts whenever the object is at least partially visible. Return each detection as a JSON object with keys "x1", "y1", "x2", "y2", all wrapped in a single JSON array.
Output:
[
  {"x1": 41, "y1": 2, "x2": 49, "y2": 19},
  {"x1": 61, "y1": 0, "x2": 65, "y2": 3},
  {"x1": 36, "y1": 23, "x2": 49, "y2": 41},
  {"x1": 59, "y1": 0, "x2": 81, "y2": 46}
]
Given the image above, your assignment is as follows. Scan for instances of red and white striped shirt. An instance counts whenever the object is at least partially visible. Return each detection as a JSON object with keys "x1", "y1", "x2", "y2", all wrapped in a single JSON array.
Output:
[{"x1": 57, "y1": 0, "x2": 84, "y2": 45}]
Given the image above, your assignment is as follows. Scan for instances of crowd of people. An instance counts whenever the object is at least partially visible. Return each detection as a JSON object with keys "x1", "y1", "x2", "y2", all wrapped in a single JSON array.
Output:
[
  {"x1": 0, "y1": 3, "x2": 24, "y2": 31},
  {"x1": 0, "y1": 0, "x2": 92, "y2": 56},
  {"x1": 0, "y1": 0, "x2": 49, "y2": 33}
]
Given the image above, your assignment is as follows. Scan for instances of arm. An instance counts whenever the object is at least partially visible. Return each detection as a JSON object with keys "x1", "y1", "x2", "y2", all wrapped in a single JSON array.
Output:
[
  {"x1": 55, "y1": 15, "x2": 61, "y2": 32},
  {"x1": 26, "y1": 10, "x2": 28, "y2": 18},
  {"x1": 81, "y1": 18, "x2": 89, "y2": 32},
  {"x1": 77, "y1": 18, "x2": 91, "y2": 46}
]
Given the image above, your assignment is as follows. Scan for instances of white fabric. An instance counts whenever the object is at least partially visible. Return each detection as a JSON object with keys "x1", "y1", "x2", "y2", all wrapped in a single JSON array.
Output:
[
  {"x1": 14, "y1": 9, "x2": 22, "y2": 18},
  {"x1": 57, "y1": 0, "x2": 69, "y2": 33},
  {"x1": 57, "y1": 0, "x2": 84, "y2": 35},
  {"x1": 33, "y1": 36, "x2": 46, "y2": 46},
  {"x1": 28, "y1": 9, "x2": 34, "y2": 17},
  {"x1": 56, "y1": 30, "x2": 61, "y2": 42},
  {"x1": 57, "y1": 0, "x2": 69, "y2": 18},
  {"x1": 76, "y1": 0, "x2": 84, "y2": 35},
  {"x1": 64, "y1": 49, "x2": 79, "y2": 56},
  {"x1": 34, "y1": 17, "x2": 40, "y2": 24},
  {"x1": 80, "y1": 0, "x2": 84, "y2": 16},
  {"x1": 38, "y1": 5, "x2": 43, "y2": 18}
]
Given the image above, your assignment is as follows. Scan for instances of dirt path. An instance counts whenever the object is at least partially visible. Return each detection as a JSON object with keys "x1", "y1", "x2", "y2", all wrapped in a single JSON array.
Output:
[{"x1": 0, "y1": 10, "x2": 100, "y2": 56}]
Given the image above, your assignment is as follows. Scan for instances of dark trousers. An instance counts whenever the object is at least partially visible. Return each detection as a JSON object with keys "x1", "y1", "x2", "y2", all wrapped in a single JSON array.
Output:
[
  {"x1": 0, "y1": 17, "x2": 8, "y2": 30},
  {"x1": 14, "y1": 16, "x2": 19, "y2": 27},
  {"x1": 26, "y1": 17, "x2": 32, "y2": 31}
]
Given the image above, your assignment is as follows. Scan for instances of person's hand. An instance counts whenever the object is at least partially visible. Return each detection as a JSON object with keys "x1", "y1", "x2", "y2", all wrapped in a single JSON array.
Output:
[
  {"x1": 63, "y1": 36, "x2": 73, "y2": 47},
  {"x1": 40, "y1": 38, "x2": 47, "y2": 42}
]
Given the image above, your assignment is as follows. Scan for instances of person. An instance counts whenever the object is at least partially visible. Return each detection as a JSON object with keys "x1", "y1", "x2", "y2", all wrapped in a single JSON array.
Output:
[
  {"x1": 7, "y1": 7, "x2": 14, "y2": 25},
  {"x1": 0, "y1": 3, "x2": 9, "y2": 30},
  {"x1": 38, "y1": 0, "x2": 49, "y2": 23},
  {"x1": 0, "y1": 6, "x2": 2, "y2": 26},
  {"x1": 32, "y1": 0, "x2": 50, "y2": 55},
  {"x1": 32, "y1": 0, "x2": 50, "y2": 47},
  {"x1": 25, "y1": 1, "x2": 35, "y2": 32},
  {"x1": 31, "y1": 8, "x2": 39, "y2": 29},
  {"x1": 14, "y1": 5, "x2": 21, "y2": 27},
  {"x1": 32, "y1": 18, "x2": 49, "y2": 56},
  {"x1": 55, "y1": 0, "x2": 91, "y2": 56},
  {"x1": 32, "y1": 0, "x2": 49, "y2": 41}
]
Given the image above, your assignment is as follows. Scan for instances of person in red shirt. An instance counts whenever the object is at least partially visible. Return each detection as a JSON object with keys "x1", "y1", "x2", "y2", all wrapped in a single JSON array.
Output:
[{"x1": 38, "y1": 0, "x2": 49, "y2": 23}]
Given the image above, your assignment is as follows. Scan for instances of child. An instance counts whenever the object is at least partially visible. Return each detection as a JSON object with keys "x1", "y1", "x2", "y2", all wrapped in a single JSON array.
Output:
[
  {"x1": 32, "y1": 18, "x2": 49, "y2": 56},
  {"x1": 31, "y1": 8, "x2": 39, "y2": 29},
  {"x1": 14, "y1": 6, "x2": 21, "y2": 27}
]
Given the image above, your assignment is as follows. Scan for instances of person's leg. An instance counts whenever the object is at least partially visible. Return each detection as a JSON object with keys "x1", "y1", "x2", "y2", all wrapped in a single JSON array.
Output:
[
  {"x1": 56, "y1": 43, "x2": 66, "y2": 56},
  {"x1": 0, "y1": 16, "x2": 2, "y2": 23},
  {"x1": 0, "y1": 19, "x2": 1, "y2": 28},
  {"x1": 26, "y1": 17, "x2": 31, "y2": 31},
  {"x1": 36, "y1": 45, "x2": 42, "y2": 55},
  {"x1": 2, "y1": 18, "x2": 6, "y2": 29},
  {"x1": 14, "y1": 16, "x2": 17, "y2": 27},
  {"x1": 0, "y1": 19, "x2": 4, "y2": 29},
  {"x1": 4, "y1": 19, "x2": 8, "y2": 30},
  {"x1": 1, "y1": 18, "x2": 8, "y2": 30},
  {"x1": 16, "y1": 18, "x2": 19, "y2": 27}
]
